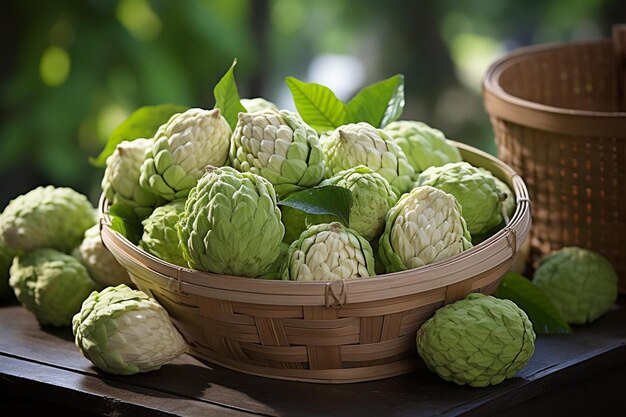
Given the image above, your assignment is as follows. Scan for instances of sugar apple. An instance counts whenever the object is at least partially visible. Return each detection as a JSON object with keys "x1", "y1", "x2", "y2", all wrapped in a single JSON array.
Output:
[
  {"x1": 102, "y1": 138, "x2": 164, "y2": 219},
  {"x1": 319, "y1": 166, "x2": 398, "y2": 241},
  {"x1": 379, "y1": 186, "x2": 472, "y2": 273},
  {"x1": 257, "y1": 242, "x2": 290, "y2": 280},
  {"x1": 383, "y1": 120, "x2": 462, "y2": 173},
  {"x1": 139, "y1": 199, "x2": 186, "y2": 267},
  {"x1": 140, "y1": 108, "x2": 232, "y2": 201},
  {"x1": 177, "y1": 166, "x2": 284, "y2": 277},
  {"x1": 282, "y1": 222, "x2": 375, "y2": 281},
  {"x1": 72, "y1": 284, "x2": 187, "y2": 375},
  {"x1": 241, "y1": 97, "x2": 278, "y2": 113},
  {"x1": 10, "y1": 249, "x2": 98, "y2": 327},
  {"x1": 0, "y1": 186, "x2": 97, "y2": 253},
  {"x1": 321, "y1": 122, "x2": 415, "y2": 194},
  {"x1": 478, "y1": 167, "x2": 515, "y2": 222},
  {"x1": 415, "y1": 162, "x2": 504, "y2": 238},
  {"x1": 417, "y1": 293, "x2": 536, "y2": 387},
  {"x1": 73, "y1": 225, "x2": 132, "y2": 288},
  {"x1": 229, "y1": 109, "x2": 325, "y2": 197},
  {"x1": 533, "y1": 247, "x2": 618, "y2": 325},
  {"x1": 0, "y1": 236, "x2": 19, "y2": 298}
]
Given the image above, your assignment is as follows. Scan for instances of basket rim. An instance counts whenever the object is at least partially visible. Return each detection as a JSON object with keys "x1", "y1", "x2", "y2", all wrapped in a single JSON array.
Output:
[
  {"x1": 100, "y1": 141, "x2": 531, "y2": 307},
  {"x1": 482, "y1": 38, "x2": 626, "y2": 137}
]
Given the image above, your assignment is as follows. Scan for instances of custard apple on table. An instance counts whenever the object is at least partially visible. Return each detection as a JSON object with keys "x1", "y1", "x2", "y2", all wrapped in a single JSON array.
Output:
[
  {"x1": 73, "y1": 284, "x2": 186, "y2": 375},
  {"x1": 139, "y1": 199, "x2": 186, "y2": 267},
  {"x1": 417, "y1": 293, "x2": 536, "y2": 387},
  {"x1": 102, "y1": 138, "x2": 164, "y2": 219},
  {"x1": 177, "y1": 166, "x2": 284, "y2": 277},
  {"x1": 229, "y1": 109, "x2": 325, "y2": 198},
  {"x1": 10, "y1": 249, "x2": 98, "y2": 327},
  {"x1": 321, "y1": 122, "x2": 415, "y2": 194},
  {"x1": 0, "y1": 185, "x2": 97, "y2": 253},
  {"x1": 140, "y1": 108, "x2": 232, "y2": 201}
]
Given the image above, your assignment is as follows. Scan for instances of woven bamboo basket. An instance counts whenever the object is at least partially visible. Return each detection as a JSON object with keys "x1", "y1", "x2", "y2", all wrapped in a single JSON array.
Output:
[
  {"x1": 483, "y1": 26, "x2": 626, "y2": 293},
  {"x1": 100, "y1": 142, "x2": 531, "y2": 384}
]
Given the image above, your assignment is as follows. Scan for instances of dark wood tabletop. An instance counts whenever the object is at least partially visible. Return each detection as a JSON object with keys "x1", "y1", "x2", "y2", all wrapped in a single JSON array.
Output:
[{"x1": 1, "y1": 296, "x2": 625, "y2": 417}]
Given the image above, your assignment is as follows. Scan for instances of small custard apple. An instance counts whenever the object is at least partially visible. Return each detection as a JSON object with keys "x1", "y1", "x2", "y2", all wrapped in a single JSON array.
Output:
[
  {"x1": 140, "y1": 108, "x2": 232, "y2": 201},
  {"x1": 0, "y1": 236, "x2": 19, "y2": 298},
  {"x1": 321, "y1": 122, "x2": 415, "y2": 194},
  {"x1": 282, "y1": 222, "x2": 375, "y2": 281},
  {"x1": 72, "y1": 284, "x2": 187, "y2": 375},
  {"x1": 73, "y1": 225, "x2": 132, "y2": 288},
  {"x1": 415, "y1": 162, "x2": 504, "y2": 238},
  {"x1": 241, "y1": 97, "x2": 278, "y2": 113},
  {"x1": 10, "y1": 249, "x2": 98, "y2": 327},
  {"x1": 177, "y1": 166, "x2": 284, "y2": 277},
  {"x1": 478, "y1": 167, "x2": 515, "y2": 222},
  {"x1": 139, "y1": 200, "x2": 186, "y2": 267},
  {"x1": 379, "y1": 186, "x2": 472, "y2": 273},
  {"x1": 417, "y1": 293, "x2": 536, "y2": 387},
  {"x1": 533, "y1": 247, "x2": 618, "y2": 325},
  {"x1": 0, "y1": 186, "x2": 97, "y2": 253},
  {"x1": 383, "y1": 120, "x2": 462, "y2": 173},
  {"x1": 229, "y1": 109, "x2": 325, "y2": 197},
  {"x1": 102, "y1": 138, "x2": 164, "y2": 219},
  {"x1": 319, "y1": 165, "x2": 398, "y2": 241}
]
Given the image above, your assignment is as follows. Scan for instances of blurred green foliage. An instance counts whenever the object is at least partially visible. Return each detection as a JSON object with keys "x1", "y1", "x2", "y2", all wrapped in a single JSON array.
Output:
[{"x1": 1, "y1": 0, "x2": 623, "y2": 207}]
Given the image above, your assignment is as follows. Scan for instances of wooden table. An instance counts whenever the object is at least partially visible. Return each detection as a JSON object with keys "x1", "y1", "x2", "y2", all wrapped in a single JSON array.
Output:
[{"x1": 1, "y1": 296, "x2": 625, "y2": 417}]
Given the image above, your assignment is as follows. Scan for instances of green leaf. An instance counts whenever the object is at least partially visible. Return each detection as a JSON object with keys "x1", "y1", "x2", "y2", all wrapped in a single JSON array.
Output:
[
  {"x1": 106, "y1": 203, "x2": 143, "y2": 245},
  {"x1": 277, "y1": 185, "x2": 352, "y2": 226},
  {"x1": 495, "y1": 272, "x2": 572, "y2": 335},
  {"x1": 285, "y1": 76, "x2": 348, "y2": 133},
  {"x1": 346, "y1": 74, "x2": 405, "y2": 128},
  {"x1": 214, "y1": 58, "x2": 246, "y2": 130},
  {"x1": 90, "y1": 104, "x2": 187, "y2": 167}
]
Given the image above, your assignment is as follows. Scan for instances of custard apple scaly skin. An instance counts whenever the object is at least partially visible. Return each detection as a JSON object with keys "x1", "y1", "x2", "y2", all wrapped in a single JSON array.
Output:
[
  {"x1": 102, "y1": 138, "x2": 164, "y2": 219},
  {"x1": 379, "y1": 186, "x2": 472, "y2": 273},
  {"x1": 140, "y1": 108, "x2": 232, "y2": 201},
  {"x1": 319, "y1": 165, "x2": 398, "y2": 241},
  {"x1": 478, "y1": 167, "x2": 515, "y2": 221},
  {"x1": 0, "y1": 186, "x2": 97, "y2": 253},
  {"x1": 139, "y1": 200, "x2": 186, "y2": 267},
  {"x1": 415, "y1": 162, "x2": 503, "y2": 237},
  {"x1": 417, "y1": 293, "x2": 536, "y2": 387},
  {"x1": 0, "y1": 235, "x2": 19, "y2": 298},
  {"x1": 73, "y1": 225, "x2": 132, "y2": 288},
  {"x1": 383, "y1": 120, "x2": 462, "y2": 173},
  {"x1": 10, "y1": 249, "x2": 98, "y2": 327},
  {"x1": 321, "y1": 122, "x2": 415, "y2": 194},
  {"x1": 282, "y1": 222, "x2": 375, "y2": 281},
  {"x1": 257, "y1": 242, "x2": 290, "y2": 280},
  {"x1": 241, "y1": 97, "x2": 278, "y2": 113},
  {"x1": 533, "y1": 247, "x2": 618, "y2": 325},
  {"x1": 177, "y1": 166, "x2": 284, "y2": 277},
  {"x1": 72, "y1": 284, "x2": 187, "y2": 375},
  {"x1": 229, "y1": 110, "x2": 325, "y2": 197}
]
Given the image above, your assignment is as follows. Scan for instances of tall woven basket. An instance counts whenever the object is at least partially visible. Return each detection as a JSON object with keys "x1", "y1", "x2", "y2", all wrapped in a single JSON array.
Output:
[
  {"x1": 101, "y1": 142, "x2": 531, "y2": 384},
  {"x1": 483, "y1": 26, "x2": 626, "y2": 293}
]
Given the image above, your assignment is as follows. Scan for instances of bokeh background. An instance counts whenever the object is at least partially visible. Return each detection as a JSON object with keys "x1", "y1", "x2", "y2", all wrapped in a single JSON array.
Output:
[{"x1": 1, "y1": 0, "x2": 625, "y2": 208}]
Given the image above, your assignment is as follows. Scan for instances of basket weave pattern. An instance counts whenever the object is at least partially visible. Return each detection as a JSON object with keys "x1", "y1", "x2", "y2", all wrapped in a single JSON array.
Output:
[
  {"x1": 483, "y1": 32, "x2": 626, "y2": 292},
  {"x1": 101, "y1": 143, "x2": 531, "y2": 383}
]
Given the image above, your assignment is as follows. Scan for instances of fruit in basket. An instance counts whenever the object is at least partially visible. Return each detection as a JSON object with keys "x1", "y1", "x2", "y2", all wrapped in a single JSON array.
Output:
[
  {"x1": 241, "y1": 97, "x2": 278, "y2": 113},
  {"x1": 229, "y1": 109, "x2": 325, "y2": 197},
  {"x1": 0, "y1": 236, "x2": 19, "y2": 298},
  {"x1": 383, "y1": 120, "x2": 462, "y2": 173},
  {"x1": 415, "y1": 162, "x2": 504, "y2": 238},
  {"x1": 319, "y1": 166, "x2": 398, "y2": 241},
  {"x1": 321, "y1": 122, "x2": 415, "y2": 194},
  {"x1": 282, "y1": 222, "x2": 375, "y2": 281},
  {"x1": 73, "y1": 225, "x2": 133, "y2": 288},
  {"x1": 0, "y1": 185, "x2": 97, "y2": 253},
  {"x1": 72, "y1": 284, "x2": 187, "y2": 375},
  {"x1": 139, "y1": 200, "x2": 186, "y2": 267},
  {"x1": 140, "y1": 108, "x2": 232, "y2": 201},
  {"x1": 533, "y1": 247, "x2": 617, "y2": 325},
  {"x1": 9, "y1": 249, "x2": 98, "y2": 327},
  {"x1": 258, "y1": 242, "x2": 290, "y2": 280},
  {"x1": 177, "y1": 166, "x2": 284, "y2": 277},
  {"x1": 416, "y1": 293, "x2": 536, "y2": 387},
  {"x1": 379, "y1": 186, "x2": 472, "y2": 273},
  {"x1": 478, "y1": 167, "x2": 515, "y2": 221},
  {"x1": 102, "y1": 138, "x2": 164, "y2": 219}
]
